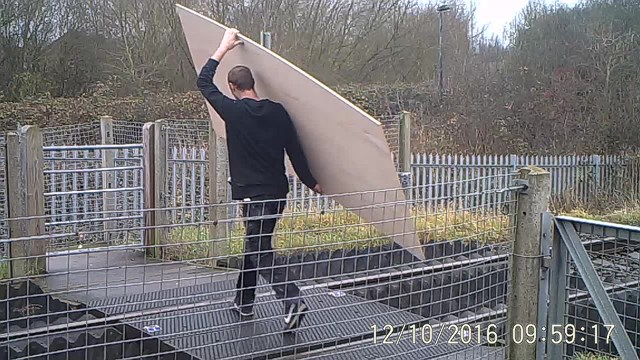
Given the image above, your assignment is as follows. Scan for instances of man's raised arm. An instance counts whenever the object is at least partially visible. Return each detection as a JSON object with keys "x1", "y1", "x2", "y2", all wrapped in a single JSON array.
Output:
[{"x1": 196, "y1": 28, "x2": 244, "y2": 119}]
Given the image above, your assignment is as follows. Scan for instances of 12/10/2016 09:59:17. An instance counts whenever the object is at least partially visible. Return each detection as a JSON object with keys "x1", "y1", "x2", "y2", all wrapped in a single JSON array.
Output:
[{"x1": 371, "y1": 323, "x2": 615, "y2": 345}]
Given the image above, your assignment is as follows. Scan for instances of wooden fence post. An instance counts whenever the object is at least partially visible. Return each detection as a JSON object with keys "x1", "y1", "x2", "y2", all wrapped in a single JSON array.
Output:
[
  {"x1": 154, "y1": 120, "x2": 169, "y2": 258},
  {"x1": 6, "y1": 126, "x2": 46, "y2": 278},
  {"x1": 398, "y1": 111, "x2": 412, "y2": 200},
  {"x1": 142, "y1": 122, "x2": 157, "y2": 258},
  {"x1": 100, "y1": 116, "x2": 117, "y2": 244},
  {"x1": 398, "y1": 111, "x2": 412, "y2": 173},
  {"x1": 208, "y1": 129, "x2": 229, "y2": 267},
  {"x1": 508, "y1": 165, "x2": 551, "y2": 360}
]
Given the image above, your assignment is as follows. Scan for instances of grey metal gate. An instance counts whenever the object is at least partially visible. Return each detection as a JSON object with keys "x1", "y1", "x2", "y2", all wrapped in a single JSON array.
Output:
[
  {"x1": 544, "y1": 217, "x2": 640, "y2": 360},
  {"x1": 43, "y1": 144, "x2": 144, "y2": 251}
]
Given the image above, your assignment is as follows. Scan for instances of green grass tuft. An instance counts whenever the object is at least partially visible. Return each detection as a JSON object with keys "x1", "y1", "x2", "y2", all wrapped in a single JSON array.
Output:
[
  {"x1": 0, "y1": 260, "x2": 8, "y2": 280},
  {"x1": 161, "y1": 205, "x2": 512, "y2": 263}
]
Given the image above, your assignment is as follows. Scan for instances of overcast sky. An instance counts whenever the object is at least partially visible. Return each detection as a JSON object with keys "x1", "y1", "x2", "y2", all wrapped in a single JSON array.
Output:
[{"x1": 431, "y1": 0, "x2": 582, "y2": 40}]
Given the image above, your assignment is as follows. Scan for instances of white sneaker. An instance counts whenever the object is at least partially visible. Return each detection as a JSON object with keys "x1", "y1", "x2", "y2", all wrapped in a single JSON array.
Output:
[
  {"x1": 283, "y1": 302, "x2": 308, "y2": 331},
  {"x1": 232, "y1": 297, "x2": 254, "y2": 318}
]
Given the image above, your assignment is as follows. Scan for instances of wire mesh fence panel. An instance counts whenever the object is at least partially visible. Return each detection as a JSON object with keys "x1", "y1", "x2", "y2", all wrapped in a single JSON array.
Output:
[
  {"x1": 554, "y1": 218, "x2": 640, "y2": 360},
  {"x1": 112, "y1": 120, "x2": 144, "y2": 144},
  {"x1": 113, "y1": 147, "x2": 145, "y2": 244},
  {"x1": 0, "y1": 168, "x2": 521, "y2": 360},
  {"x1": 165, "y1": 119, "x2": 211, "y2": 148},
  {"x1": 379, "y1": 114, "x2": 401, "y2": 169},
  {"x1": 44, "y1": 147, "x2": 104, "y2": 249},
  {"x1": 41, "y1": 121, "x2": 101, "y2": 146},
  {"x1": 42, "y1": 145, "x2": 144, "y2": 251},
  {"x1": 34, "y1": 119, "x2": 633, "y2": 225},
  {"x1": 167, "y1": 145, "x2": 209, "y2": 224},
  {"x1": 0, "y1": 133, "x2": 6, "y2": 258},
  {"x1": 9, "y1": 117, "x2": 640, "y2": 359}
]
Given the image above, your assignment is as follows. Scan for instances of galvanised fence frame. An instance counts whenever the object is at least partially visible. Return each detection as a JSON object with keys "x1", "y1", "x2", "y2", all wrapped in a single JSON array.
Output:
[{"x1": 545, "y1": 217, "x2": 640, "y2": 360}]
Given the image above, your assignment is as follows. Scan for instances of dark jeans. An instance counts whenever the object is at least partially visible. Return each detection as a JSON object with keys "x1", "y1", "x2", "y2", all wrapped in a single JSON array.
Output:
[{"x1": 235, "y1": 196, "x2": 302, "y2": 309}]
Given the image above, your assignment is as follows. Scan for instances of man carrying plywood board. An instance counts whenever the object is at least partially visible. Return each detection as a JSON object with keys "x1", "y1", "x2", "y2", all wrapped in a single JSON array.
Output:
[
  {"x1": 177, "y1": 3, "x2": 424, "y2": 266},
  {"x1": 197, "y1": 28, "x2": 321, "y2": 331}
]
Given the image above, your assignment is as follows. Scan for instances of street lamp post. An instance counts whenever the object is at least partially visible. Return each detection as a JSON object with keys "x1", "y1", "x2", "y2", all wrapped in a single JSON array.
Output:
[{"x1": 437, "y1": 4, "x2": 451, "y2": 97}]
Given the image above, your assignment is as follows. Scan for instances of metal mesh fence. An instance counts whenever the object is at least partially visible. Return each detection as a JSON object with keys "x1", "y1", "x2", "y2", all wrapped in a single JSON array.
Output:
[
  {"x1": 166, "y1": 145, "x2": 209, "y2": 224},
  {"x1": 2, "y1": 114, "x2": 408, "y2": 235},
  {"x1": 1, "y1": 118, "x2": 637, "y2": 253},
  {"x1": 41, "y1": 121, "x2": 101, "y2": 146},
  {"x1": 164, "y1": 119, "x2": 211, "y2": 148},
  {"x1": 379, "y1": 114, "x2": 400, "y2": 169},
  {"x1": 44, "y1": 147, "x2": 104, "y2": 247},
  {"x1": 557, "y1": 219, "x2": 640, "y2": 360},
  {"x1": 0, "y1": 169, "x2": 520, "y2": 360},
  {"x1": 4, "y1": 115, "x2": 640, "y2": 359},
  {"x1": 43, "y1": 145, "x2": 144, "y2": 250},
  {"x1": 112, "y1": 120, "x2": 144, "y2": 145},
  {"x1": 113, "y1": 147, "x2": 145, "y2": 245},
  {"x1": 163, "y1": 120, "x2": 214, "y2": 225},
  {"x1": 0, "y1": 133, "x2": 6, "y2": 258}
]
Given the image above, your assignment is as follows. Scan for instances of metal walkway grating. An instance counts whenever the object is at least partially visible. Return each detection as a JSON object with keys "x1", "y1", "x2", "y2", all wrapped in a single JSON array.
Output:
[
  {"x1": 98, "y1": 286, "x2": 495, "y2": 360},
  {"x1": 300, "y1": 342, "x2": 506, "y2": 360},
  {"x1": 86, "y1": 277, "x2": 272, "y2": 316}
]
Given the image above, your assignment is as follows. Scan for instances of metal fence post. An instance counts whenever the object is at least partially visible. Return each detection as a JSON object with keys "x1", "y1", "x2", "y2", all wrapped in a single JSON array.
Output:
[
  {"x1": 154, "y1": 120, "x2": 169, "y2": 258},
  {"x1": 547, "y1": 221, "x2": 569, "y2": 359},
  {"x1": 260, "y1": 31, "x2": 272, "y2": 49},
  {"x1": 536, "y1": 211, "x2": 553, "y2": 360},
  {"x1": 100, "y1": 116, "x2": 117, "y2": 244},
  {"x1": 142, "y1": 122, "x2": 157, "y2": 258},
  {"x1": 510, "y1": 154, "x2": 518, "y2": 172},
  {"x1": 593, "y1": 154, "x2": 601, "y2": 196},
  {"x1": 508, "y1": 165, "x2": 551, "y2": 360},
  {"x1": 6, "y1": 126, "x2": 46, "y2": 278}
]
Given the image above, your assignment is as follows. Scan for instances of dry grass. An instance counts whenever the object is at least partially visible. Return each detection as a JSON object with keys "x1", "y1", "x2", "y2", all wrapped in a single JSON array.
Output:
[
  {"x1": 0, "y1": 261, "x2": 7, "y2": 280},
  {"x1": 572, "y1": 352, "x2": 619, "y2": 360},
  {"x1": 161, "y1": 205, "x2": 512, "y2": 262},
  {"x1": 563, "y1": 205, "x2": 640, "y2": 227},
  {"x1": 552, "y1": 189, "x2": 640, "y2": 218}
]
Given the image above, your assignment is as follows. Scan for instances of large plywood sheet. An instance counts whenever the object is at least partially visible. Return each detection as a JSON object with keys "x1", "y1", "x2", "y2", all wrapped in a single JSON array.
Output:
[{"x1": 176, "y1": 5, "x2": 424, "y2": 261}]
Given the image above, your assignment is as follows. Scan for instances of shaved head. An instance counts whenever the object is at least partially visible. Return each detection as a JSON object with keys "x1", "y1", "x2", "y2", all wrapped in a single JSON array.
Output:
[{"x1": 227, "y1": 65, "x2": 255, "y2": 91}]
